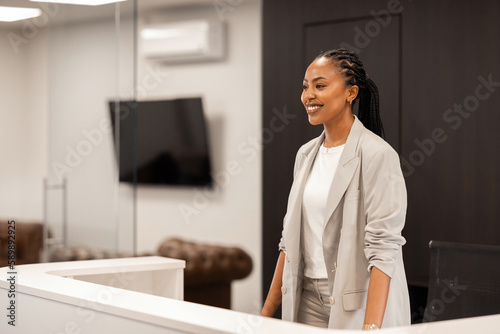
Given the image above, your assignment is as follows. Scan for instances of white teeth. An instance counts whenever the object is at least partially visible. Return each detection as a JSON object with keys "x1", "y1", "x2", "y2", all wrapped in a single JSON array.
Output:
[{"x1": 307, "y1": 105, "x2": 321, "y2": 111}]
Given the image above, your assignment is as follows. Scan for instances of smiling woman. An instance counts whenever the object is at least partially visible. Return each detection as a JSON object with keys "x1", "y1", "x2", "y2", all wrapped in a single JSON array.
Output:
[
  {"x1": 301, "y1": 56, "x2": 358, "y2": 146},
  {"x1": 302, "y1": 49, "x2": 385, "y2": 144},
  {"x1": 261, "y1": 48, "x2": 410, "y2": 330}
]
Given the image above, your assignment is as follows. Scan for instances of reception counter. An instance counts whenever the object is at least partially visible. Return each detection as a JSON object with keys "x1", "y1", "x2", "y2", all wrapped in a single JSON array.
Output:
[{"x1": 1, "y1": 256, "x2": 499, "y2": 333}]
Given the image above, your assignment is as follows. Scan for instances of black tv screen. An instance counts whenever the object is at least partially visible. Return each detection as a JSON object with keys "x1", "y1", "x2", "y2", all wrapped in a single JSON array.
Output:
[{"x1": 109, "y1": 98, "x2": 212, "y2": 187}]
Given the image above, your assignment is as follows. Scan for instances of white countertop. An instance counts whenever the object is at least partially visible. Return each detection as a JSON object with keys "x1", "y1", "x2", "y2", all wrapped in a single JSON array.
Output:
[{"x1": 1, "y1": 257, "x2": 499, "y2": 333}]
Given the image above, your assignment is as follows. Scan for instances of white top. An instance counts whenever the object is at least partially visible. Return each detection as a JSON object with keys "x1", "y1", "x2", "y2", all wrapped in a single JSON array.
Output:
[{"x1": 302, "y1": 142, "x2": 345, "y2": 278}]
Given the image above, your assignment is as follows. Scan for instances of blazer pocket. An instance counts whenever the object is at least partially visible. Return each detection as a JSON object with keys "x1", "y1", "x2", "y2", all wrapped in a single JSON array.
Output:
[
  {"x1": 342, "y1": 290, "x2": 367, "y2": 311},
  {"x1": 344, "y1": 189, "x2": 360, "y2": 201}
]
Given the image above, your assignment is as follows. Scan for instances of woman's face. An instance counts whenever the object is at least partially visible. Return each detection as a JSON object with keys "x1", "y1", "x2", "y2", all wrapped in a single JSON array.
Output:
[{"x1": 301, "y1": 57, "x2": 355, "y2": 127}]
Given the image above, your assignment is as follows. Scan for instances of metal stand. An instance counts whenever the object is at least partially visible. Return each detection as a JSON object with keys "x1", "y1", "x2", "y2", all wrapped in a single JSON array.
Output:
[{"x1": 42, "y1": 178, "x2": 67, "y2": 262}]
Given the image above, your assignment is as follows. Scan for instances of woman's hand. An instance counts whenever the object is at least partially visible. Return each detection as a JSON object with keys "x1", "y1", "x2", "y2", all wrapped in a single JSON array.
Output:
[{"x1": 260, "y1": 251, "x2": 286, "y2": 317}]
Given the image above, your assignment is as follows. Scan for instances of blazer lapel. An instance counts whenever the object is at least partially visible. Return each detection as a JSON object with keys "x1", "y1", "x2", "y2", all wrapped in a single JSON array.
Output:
[
  {"x1": 283, "y1": 132, "x2": 324, "y2": 266},
  {"x1": 324, "y1": 116, "x2": 364, "y2": 224}
]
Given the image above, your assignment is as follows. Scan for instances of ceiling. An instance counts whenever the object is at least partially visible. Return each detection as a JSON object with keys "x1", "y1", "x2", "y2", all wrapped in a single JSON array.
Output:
[{"x1": 0, "y1": 0, "x2": 233, "y2": 28}]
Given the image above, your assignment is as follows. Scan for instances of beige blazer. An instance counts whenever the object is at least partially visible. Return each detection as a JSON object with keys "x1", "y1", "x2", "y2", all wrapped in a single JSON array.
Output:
[{"x1": 279, "y1": 116, "x2": 411, "y2": 329}]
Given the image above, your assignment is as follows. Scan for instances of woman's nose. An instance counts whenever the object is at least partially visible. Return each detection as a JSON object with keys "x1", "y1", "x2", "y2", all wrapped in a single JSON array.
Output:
[{"x1": 303, "y1": 90, "x2": 315, "y2": 100}]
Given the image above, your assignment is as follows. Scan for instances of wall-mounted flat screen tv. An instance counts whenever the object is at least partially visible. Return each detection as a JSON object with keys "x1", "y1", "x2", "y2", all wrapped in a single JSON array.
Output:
[{"x1": 109, "y1": 98, "x2": 212, "y2": 187}]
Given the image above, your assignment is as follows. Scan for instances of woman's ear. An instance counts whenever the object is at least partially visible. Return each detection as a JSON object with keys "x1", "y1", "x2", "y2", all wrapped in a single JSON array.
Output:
[{"x1": 348, "y1": 85, "x2": 359, "y2": 103}]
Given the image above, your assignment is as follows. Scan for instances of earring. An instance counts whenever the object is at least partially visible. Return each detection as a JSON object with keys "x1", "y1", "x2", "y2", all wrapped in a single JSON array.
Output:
[{"x1": 349, "y1": 100, "x2": 352, "y2": 105}]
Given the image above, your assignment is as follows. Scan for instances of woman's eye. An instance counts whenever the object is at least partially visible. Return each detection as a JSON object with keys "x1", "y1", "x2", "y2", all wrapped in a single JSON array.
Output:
[
  {"x1": 302, "y1": 85, "x2": 308, "y2": 90},
  {"x1": 316, "y1": 84, "x2": 325, "y2": 89}
]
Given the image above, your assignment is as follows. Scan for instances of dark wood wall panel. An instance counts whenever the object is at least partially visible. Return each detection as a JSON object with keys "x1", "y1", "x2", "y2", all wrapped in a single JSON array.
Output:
[
  {"x1": 263, "y1": 0, "x2": 500, "y2": 308},
  {"x1": 400, "y1": 0, "x2": 500, "y2": 285},
  {"x1": 262, "y1": 0, "x2": 306, "y2": 311}
]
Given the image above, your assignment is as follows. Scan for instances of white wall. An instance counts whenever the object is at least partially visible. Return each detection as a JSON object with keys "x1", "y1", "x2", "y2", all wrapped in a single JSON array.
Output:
[
  {"x1": 135, "y1": 2, "x2": 262, "y2": 314},
  {"x1": 0, "y1": 26, "x2": 48, "y2": 221}
]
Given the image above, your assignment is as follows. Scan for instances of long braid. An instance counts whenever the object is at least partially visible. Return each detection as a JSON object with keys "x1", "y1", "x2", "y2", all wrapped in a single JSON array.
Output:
[{"x1": 315, "y1": 48, "x2": 385, "y2": 138}]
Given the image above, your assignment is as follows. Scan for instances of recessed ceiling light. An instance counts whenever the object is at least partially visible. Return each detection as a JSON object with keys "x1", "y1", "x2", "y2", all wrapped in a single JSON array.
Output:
[
  {"x1": 0, "y1": 6, "x2": 42, "y2": 22},
  {"x1": 30, "y1": 0, "x2": 127, "y2": 6}
]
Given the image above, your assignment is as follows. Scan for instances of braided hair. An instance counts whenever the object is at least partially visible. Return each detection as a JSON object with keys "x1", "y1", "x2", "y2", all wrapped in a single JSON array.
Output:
[{"x1": 315, "y1": 48, "x2": 385, "y2": 138}]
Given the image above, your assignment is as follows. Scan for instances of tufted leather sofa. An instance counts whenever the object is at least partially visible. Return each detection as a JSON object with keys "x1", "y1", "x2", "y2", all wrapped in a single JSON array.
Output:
[
  {"x1": 49, "y1": 245, "x2": 122, "y2": 262},
  {"x1": 156, "y1": 238, "x2": 253, "y2": 309}
]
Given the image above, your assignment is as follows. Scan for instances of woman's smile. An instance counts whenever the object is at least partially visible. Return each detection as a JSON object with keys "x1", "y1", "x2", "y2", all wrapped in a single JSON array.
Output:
[{"x1": 306, "y1": 103, "x2": 323, "y2": 114}]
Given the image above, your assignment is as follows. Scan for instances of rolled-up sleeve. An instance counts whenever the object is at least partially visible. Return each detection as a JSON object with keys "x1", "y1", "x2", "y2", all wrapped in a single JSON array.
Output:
[
  {"x1": 278, "y1": 232, "x2": 286, "y2": 252},
  {"x1": 363, "y1": 146, "x2": 407, "y2": 278}
]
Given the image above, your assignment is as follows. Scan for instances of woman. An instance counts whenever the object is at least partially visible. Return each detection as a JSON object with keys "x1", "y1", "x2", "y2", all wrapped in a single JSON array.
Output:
[{"x1": 261, "y1": 48, "x2": 410, "y2": 330}]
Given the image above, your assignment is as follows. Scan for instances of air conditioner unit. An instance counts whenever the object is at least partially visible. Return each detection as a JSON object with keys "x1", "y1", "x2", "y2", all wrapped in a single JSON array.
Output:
[{"x1": 140, "y1": 19, "x2": 225, "y2": 63}]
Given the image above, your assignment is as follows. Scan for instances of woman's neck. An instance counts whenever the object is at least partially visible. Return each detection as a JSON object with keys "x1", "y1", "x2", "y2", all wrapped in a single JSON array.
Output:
[{"x1": 323, "y1": 112, "x2": 355, "y2": 148}]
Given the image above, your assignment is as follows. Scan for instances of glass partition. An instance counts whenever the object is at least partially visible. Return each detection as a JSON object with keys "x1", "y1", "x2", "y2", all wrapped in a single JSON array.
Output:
[{"x1": 44, "y1": 0, "x2": 137, "y2": 260}]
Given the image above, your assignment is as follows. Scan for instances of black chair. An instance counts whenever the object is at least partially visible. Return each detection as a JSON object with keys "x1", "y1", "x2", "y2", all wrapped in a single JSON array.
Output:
[{"x1": 423, "y1": 240, "x2": 500, "y2": 322}]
